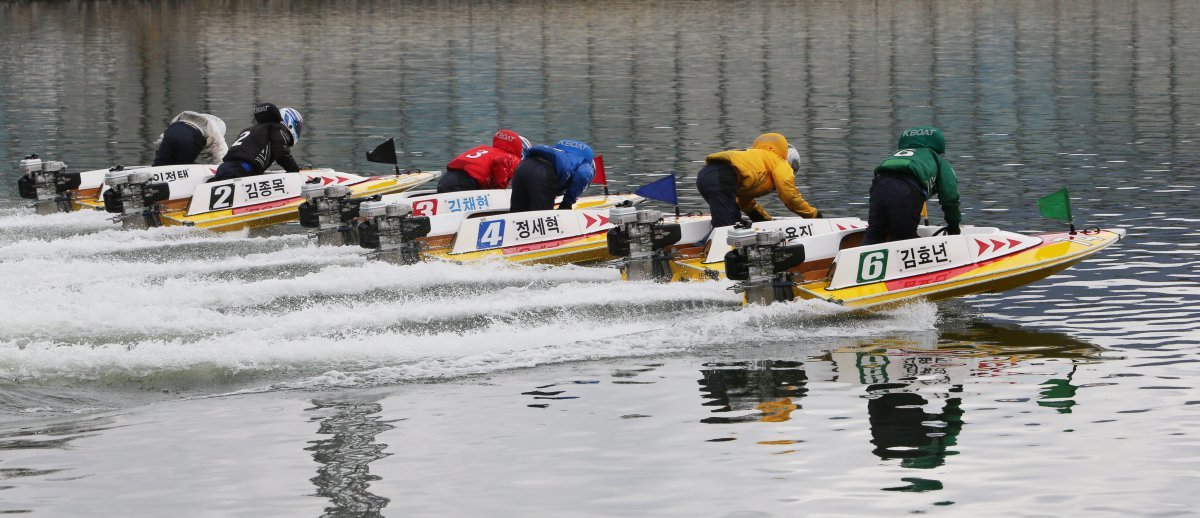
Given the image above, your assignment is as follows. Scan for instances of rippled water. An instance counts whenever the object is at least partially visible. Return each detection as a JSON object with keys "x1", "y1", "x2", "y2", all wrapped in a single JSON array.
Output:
[{"x1": 1, "y1": 1, "x2": 1198, "y2": 516}]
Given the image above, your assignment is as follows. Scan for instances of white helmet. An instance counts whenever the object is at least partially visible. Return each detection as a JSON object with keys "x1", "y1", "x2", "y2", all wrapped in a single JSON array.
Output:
[
  {"x1": 280, "y1": 107, "x2": 304, "y2": 143},
  {"x1": 519, "y1": 136, "x2": 532, "y2": 158},
  {"x1": 786, "y1": 144, "x2": 801, "y2": 172}
]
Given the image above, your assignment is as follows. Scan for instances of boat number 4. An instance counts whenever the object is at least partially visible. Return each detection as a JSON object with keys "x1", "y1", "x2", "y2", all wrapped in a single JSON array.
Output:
[
  {"x1": 209, "y1": 184, "x2": 235, "y2": 210},
  {"x1": 857, "y1": 249, "x2": 888, "y2": 283},
  {"x1": 477, "y1": 219, "x2": 505, "y2": 249}
]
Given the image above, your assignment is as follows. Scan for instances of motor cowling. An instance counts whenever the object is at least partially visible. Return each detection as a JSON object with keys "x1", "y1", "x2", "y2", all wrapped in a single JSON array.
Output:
[
  {"x1": 607, "y1": 202, "x2": 681, "y2": 282},
  {"x1": 17, "y1": 174, "x2": 36, "y2": 200},
  {"x1": 726, "y1": 222, "x2": 806, "y2": 305},
  {"x1": 357, "y1": 200, "x2": 432, "y2": 264},
  {"x1": 301, "y1": 183, "x2": 361, "y2": 246},
  {"x1": 298, "y1": 181, "x2": 324, "y2": 228},
  {"x1": 103, "y1": 169, "x2": 161, "y2": 229},
  {"x1": 18, "y1": 155, "x2": 72, "y2": 213}
]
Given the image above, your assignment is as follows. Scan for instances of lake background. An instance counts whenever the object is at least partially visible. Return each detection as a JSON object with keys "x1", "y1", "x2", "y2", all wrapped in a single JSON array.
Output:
[{"x1": 1, "y1": 1, "x2": 1197, "y2": 516}]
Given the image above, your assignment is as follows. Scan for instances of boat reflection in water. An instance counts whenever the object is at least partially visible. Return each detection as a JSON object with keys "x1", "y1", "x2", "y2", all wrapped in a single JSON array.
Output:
[
  {"x1": 305, "y1": 399, "x2": 395, "y2": 517},
  {"x1": 697, "y1": 321, "x2": 1105, "y2": 492}
]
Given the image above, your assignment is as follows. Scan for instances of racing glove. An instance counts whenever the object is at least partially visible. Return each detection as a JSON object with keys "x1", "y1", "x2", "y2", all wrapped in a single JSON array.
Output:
[{"x1": 946, "y1": 224, "x2": 961, "y2": 235}]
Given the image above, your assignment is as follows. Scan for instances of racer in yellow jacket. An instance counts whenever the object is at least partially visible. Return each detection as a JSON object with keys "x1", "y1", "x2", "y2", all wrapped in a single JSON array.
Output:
[{"x1": 696, "y1": 133, "x2": 821, "y2": 228}]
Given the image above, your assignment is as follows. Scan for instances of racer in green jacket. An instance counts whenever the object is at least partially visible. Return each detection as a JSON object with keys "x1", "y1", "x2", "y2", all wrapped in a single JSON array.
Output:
[{"x1": 862, "y1": 126, "x2": 962, "y2": 245}]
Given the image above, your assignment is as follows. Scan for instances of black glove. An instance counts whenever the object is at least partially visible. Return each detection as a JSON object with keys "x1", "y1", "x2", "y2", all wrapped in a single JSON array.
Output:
[
  {"x1": 743, "y1": 209, "x2": 769, "y2": 223},
  {"x1": 814, "y1": 210, "x2": 824, "y2": 218},
  {"x1": 946, "y1": 224, "x2": 961, "y2": 235}
]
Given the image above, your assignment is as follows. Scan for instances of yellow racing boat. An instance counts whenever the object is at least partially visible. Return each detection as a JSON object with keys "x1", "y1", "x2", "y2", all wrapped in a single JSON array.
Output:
[
  {"x1": 603, "y1": 203, "x2": 865, "y2": 282},
  {"x1": 16, "y1": 154, "x2": 439, "y2": 232},
  {"x1": 353, "y1": 191, "x2": 645, "y2": 266},
  {"x1": 97, "y1": 166, "x2": 438, "y2": 232},
  {"x1": 723, "y1": 223, "x2": 1125, "y2": 309}
]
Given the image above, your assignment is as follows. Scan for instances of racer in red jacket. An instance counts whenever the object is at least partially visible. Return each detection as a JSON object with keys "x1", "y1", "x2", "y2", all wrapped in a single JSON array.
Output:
[{"x1": 437, "y1": 129, "x2": 530, "y2": 193}]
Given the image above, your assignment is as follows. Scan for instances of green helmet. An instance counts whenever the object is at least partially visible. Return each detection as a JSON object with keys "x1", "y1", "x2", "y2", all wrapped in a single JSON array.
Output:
[{"x1": 897, "y1": 126, "x2": 945, "y2": 155}]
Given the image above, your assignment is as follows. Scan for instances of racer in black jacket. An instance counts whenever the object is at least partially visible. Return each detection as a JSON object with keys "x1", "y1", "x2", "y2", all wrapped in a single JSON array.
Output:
[{"x1": 208, "y1": 103, "x2": 304, "y2": 182}]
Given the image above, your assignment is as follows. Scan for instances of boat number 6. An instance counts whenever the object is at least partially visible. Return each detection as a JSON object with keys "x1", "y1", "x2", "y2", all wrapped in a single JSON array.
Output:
[
  {"x1": 857, "y1": 250, "x2": 888, "y2": 283},
  {"x1": 209, "y1": 184, "x2": 235, "y2": 210}
]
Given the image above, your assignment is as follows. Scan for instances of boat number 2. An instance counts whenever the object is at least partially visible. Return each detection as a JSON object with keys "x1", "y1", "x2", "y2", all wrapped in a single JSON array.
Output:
[
  {"x1": 857, "y1": 249, "x2": 888, "y2": 283},
  {"x1": 209, "y1": 184, "x2": 235, "y2": 210},
  {"x1": 477, "y1": 219, "x2": 505, "y2": 249}
]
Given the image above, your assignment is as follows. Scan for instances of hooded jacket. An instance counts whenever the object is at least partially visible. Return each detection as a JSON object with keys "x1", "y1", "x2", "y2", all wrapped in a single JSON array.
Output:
[
  {"x1": 524, "y1": 139, "x2": 595, "y2": 209},
  {"x1": 704, "y1": 133, "x2": 819, "y2": 220},
  {"x1": 152, "y1": 111, "x2": 229, "y2": 165},
  {"x1": 445, "y1": 129, "x2": 524, "y2": 189},
  {"x1": 874, "y1": 127, "x2": 961, "y2": 225},
  {"x1": 222, "y1": 103, "x2": 300, "y2": 173}
]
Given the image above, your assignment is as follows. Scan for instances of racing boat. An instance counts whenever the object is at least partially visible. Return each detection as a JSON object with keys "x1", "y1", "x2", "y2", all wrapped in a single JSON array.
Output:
[
  {"x1": 604, "y1": 203, "x2": 865, "y2": 282},
  {"x1": 16, "y1": 154, "x2": 440, "y2": 232},
  {"x1": 102, "y1": 166, "x2": 437, "y2": 232},
  {"x1": 723, "y1": 222, "x2": 1125, "y2": 308},
  {"x1": 349, "y1": 191, "x2": 649, "y2": 265},
  {"x1": 16, "y1": 155, "x2": 117, "y2": 214}
]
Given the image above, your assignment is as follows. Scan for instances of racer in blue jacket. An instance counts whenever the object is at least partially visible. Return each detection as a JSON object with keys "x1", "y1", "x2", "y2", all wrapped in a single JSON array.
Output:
[{"x1": 509, "y1": 139, "x2": 596, "y2": 212}]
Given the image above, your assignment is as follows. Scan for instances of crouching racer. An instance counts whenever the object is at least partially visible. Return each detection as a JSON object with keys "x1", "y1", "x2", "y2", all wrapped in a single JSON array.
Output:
[
  {"x1": 696, "y1": 132, "x2": 820, "y2": 228},
  {"x1": 863, "y1": 126, "x2": 961, "y2": 245},
  {"x1": 509, "y1": 139, "x2": 596, "y2": 212},
  {"x1": 153, "y1": 111, "x2": 229, "y2": 166},
  {"x1": 208, "y1": 103, "x2": 304, "y2": 183},
  {"x1": 437, "y1": 129, "x2": 531, "y2": 193}
]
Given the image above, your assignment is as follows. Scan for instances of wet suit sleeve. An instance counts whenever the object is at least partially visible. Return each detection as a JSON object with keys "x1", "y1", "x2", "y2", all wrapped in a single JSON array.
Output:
[
  {"x1": 935, "y1": 158, "x2": 962, "y2": 225},
  {"x1": 271, "y1": 127, "x2": 301, "y2": 172},
  {"x1": 771, "y1": 160, "x2": 820, "y2": 218},
  {"x1": 557, "y1": 161, "x2": 595, "y2": 210},
  {"x1": 736, "y1": 196, "x2": 771, "y2": 222}
]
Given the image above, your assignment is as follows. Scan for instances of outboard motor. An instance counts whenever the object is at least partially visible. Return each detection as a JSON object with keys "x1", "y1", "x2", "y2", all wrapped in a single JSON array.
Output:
[
  {"x1": 298, "y1": 182, "x2": 359, "y2": 246},
  {"x1": 357, "y1": 200, "x2": 432, "y2": 265},
  {"x1": 726, "y1": 221, "x2": 807, "y2": 305},
  {"x1": 606, "y1": 201, "x2": 683, "y2": 282},
  {"x1": 17, "y1": 155, "x2": 72, "y2": 214},
  {"x1": 102, "y1": 168, "x2": 164, "y2": 230}
]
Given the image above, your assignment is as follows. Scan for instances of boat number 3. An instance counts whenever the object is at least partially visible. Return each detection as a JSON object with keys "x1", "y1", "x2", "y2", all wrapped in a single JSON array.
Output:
[
  {"x1": 466, "y1": 149, "x2": 489, "y2": 159},
  {"x1": 857, "y1": 249, "x2": 888, "y2": 283},
  {"x1": 209, "y1": 184, "x2": 235, "y2": 210},
  {"x1": 477, "y1": 219, "x2": 505, "y2": 249}
]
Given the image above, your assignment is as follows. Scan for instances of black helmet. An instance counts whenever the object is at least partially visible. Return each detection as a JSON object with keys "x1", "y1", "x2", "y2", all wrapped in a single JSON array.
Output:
[{"x1": 253, "y1": 102, "x2": 283, "y2": 124}]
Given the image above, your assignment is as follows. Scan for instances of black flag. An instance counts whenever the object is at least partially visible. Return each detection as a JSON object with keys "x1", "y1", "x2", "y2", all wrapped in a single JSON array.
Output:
[{"x1": 366, "y1": 138, "x2": 398, "y2": 165}]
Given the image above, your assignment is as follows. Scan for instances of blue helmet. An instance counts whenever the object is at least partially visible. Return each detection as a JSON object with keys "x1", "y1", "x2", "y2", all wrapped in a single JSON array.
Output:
[{"x1": 281, "y1": 107, "x2": 304, "y2": 143}]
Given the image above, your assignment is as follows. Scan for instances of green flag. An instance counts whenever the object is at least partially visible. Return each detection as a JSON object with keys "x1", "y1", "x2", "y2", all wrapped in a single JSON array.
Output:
[{"x1": 1037, "y1": 188, "x2": 1073, "y2": 222}]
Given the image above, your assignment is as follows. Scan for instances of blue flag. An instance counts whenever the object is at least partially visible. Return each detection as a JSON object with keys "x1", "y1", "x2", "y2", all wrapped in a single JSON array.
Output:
[{"x1": 634, "y1": 174, "x2": 678, "y2": 205}]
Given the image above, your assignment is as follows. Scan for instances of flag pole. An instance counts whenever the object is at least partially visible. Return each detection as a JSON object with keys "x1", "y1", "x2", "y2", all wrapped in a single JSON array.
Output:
[{"x1": 674, "y1": 172, "x2": 680, "y2": 217}]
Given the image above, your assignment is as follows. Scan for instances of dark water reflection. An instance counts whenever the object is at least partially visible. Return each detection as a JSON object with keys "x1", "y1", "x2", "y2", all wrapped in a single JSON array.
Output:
[
  {"x1": 691, "y1": 324, "x2": 1103, "y2": 493},
  {"x1": 306, "y1": 399, "x2": 394, "y2": 517}
]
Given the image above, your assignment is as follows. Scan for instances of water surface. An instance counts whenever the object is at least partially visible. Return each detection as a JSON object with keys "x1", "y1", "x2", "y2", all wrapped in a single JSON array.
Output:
[{"x1": 1, "y1": 1, "x2": 1198, "y2": 515}]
